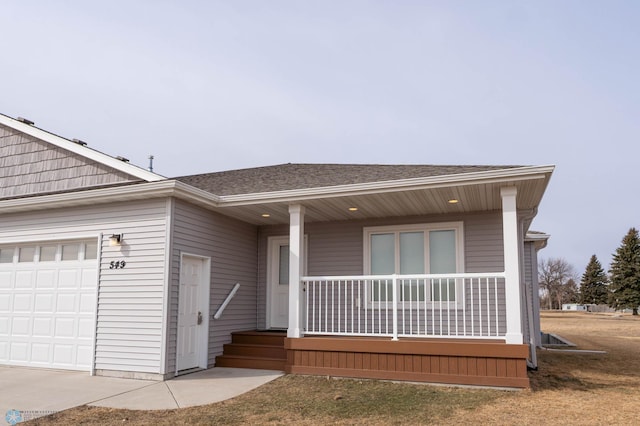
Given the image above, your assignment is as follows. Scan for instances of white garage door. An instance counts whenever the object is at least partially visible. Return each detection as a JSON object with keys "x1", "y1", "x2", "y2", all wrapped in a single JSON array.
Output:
[{"x1": 0, "y1": 240, "x2": 98, "y2": 371}]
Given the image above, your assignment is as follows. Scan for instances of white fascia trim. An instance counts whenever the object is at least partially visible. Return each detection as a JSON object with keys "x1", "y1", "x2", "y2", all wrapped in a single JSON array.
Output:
[
  {"x1": 0, "y1": 166, "x2": 555, "y2": 213},
  {"x1": 0, "y1": 180, "x2": 222, "y2": 214},
  {"x1": 0, "y1": 114, "x2": 165, "y2": 182},
  {"x1": 217, "y1": 165, "x2": 556, "y2": 206},
  {"x1": 525, "y1": 231, "x2": 551, "y2": 250}
]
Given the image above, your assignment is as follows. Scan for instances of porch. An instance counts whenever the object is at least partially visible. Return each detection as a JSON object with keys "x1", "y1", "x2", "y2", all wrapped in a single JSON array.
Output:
[
  {"x1": 292, "y1": 272, "x2": 529, "y2": 388},
  {"x1": 217, "y1": 272, "x2": 530, "y2": 388},
  {"x1": 215, "y1": 332, "x2": 529, "y2": 388}
]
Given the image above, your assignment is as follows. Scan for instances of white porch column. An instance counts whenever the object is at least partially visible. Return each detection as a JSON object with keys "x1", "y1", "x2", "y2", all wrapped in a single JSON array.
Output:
[
  {"x1": 501, "y1": 187, "x2": 523, "y2": 344},
  {"x1": 288, "y1": 204, "x2": 305, "y2": 338}
]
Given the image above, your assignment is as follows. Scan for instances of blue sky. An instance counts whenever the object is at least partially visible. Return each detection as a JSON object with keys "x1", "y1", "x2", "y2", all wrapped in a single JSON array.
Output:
[{"x1": 1, "y1": 1, "x2": 638, "y2": 275}]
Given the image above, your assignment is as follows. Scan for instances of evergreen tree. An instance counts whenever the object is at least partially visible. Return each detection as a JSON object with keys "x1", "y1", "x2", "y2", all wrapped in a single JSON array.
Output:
[
  {"x1": 579, "y1": 255, "x2": 609, "y2": 305},
  {"x1": 608, "y1": 228, "x2": 640, "y2": 315}
]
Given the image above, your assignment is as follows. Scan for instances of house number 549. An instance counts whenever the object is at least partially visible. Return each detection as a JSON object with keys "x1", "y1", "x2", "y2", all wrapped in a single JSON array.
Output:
[{"x1": 110, "y1": 260, "x2": 126, "y2": 269}]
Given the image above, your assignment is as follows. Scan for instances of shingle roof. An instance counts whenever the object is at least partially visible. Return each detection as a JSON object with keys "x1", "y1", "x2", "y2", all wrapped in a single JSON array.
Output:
[{"x1": 174, "y1": 163, "x2": 524, "y2": 196}]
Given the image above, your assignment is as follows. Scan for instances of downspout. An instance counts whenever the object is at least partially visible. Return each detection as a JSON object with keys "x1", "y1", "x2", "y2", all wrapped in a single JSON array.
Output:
[{"x1": 90, "y1": 233, "x2": 104, "y2": 376}]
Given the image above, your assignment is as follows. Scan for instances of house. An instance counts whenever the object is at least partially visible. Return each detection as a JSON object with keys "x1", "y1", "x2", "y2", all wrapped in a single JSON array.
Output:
[{"x1": 0, "y1": 113, "x2": 553, "y2": 388}]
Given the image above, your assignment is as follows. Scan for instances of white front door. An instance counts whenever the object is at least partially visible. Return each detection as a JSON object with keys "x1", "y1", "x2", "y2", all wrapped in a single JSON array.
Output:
[
  {"x1": 267, "y1": 236, "x2": 306, "y2": 329},
  {"x1": 177, "y1": 255, "x2": 209, "y2": 372},
  {"x1": 268, "y1": 237, "x2": 290, "y2": 329}
]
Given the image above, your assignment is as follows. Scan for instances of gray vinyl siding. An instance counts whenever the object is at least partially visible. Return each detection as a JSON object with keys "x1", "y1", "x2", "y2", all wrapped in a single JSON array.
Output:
[
  {"x1": 0, "y1": 124, "x2": 137, "y2": 198},
  {"x1": 168, "y1": 200, "x2": 257, "y2": 372},
  {"x1": 0, "y1": 199, "x2": 169, "y2": 374},
  {"x1": 257, "y1": 211, "x2": 505, "y2": 329},
  {"x1": 523, "y1": 241, "x2": 542, "y2": 349}
]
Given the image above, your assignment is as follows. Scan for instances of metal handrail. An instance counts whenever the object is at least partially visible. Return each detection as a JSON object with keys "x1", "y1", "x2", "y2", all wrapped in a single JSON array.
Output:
[{"x1": 214, "y1": 282, "x2": 240, "y2": 320}]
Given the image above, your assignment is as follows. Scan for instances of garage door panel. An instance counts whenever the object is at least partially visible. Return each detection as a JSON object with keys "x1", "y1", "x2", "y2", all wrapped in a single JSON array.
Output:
[
  {"x1": 79, "y1": 318, "x2": 94, "y2": 337},
  {"x1": 59, "y1": 269, "x2": 80, "y2": 288},
  {"x1": 0, "y1": 240, "x2": 97, "y2": 371},
  {"x1": 13, "y1": 294, "x2": 32, "y2": 311},
  {"x1": 15, "y1": 271, "x2": 34, "y2": 288},
  {"x1": 31, "y1": 343, "x2": 51, "y2": 362},
  {"x1": 56, "y1": 294, "x2": 77, "y2": 313},
  {"x1": 11, "y1": 317, "x2": 30, "y2": 335},
  {"x1": 77, "y1": 346, "x2": 92, "y2": 366},
  {"x1": 81, "y1": 269, "x2": 97, "y2": 289},
  {"x1": 0, "y1": 271, "x2": 11, "y2": 288},
  {"x1": 33, "y1": 317, "x2": 52, "y2": 336},
  {"x1": 55, "y1": 318, "x2": 76, "y2": 338},
  {"x1": 36, "y1": 270, "x2": 56, "y2": 288},
  {"x1": 79, "y1": 293, "x2": 96, "y2": 313},
  {"x1": 0, "y1": 294, "x2": 9, "y2": 311},
  {"x1": 53, "y1": 344, "x2": 74, "y2": 365},
  {"x1": 35, "y1": 293, "x2": 54, "y2": 312},
  {"x1": 10, "y1": 342, "x2": 28, "y2": 362}
]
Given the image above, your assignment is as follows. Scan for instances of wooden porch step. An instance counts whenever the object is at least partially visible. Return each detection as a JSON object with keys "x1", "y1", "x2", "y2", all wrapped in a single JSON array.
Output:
[
  {"x1": 215, "y1": 355, "x2": 286, "y2": 371},
  {"x1": 222, "y1": 343, "x2": 286, "y2": 359},
  {"x1": 230, "y1": 330, "x2": 286, "y2": 346},
  {"x1": 215, "y1": 330, "x2": 287, "y2": 371}
]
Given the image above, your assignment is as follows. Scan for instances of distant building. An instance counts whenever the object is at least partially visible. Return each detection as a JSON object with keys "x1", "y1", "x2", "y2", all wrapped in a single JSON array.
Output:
[{"x1": 562, "y1": 304, "x2": 587, "y2": 311}]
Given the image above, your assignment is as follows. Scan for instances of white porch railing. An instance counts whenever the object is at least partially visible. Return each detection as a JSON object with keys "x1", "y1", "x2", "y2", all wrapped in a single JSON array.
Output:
[{"x1": 303, "y1": 273, "x2": 507, "y2": 340}]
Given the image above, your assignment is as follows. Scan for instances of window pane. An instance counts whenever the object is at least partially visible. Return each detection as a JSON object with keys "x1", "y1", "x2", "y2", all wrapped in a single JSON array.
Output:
[
  {"x1": 85, "y1": 243, "x2": 97, "y2": 260},
  {"x1": 19, "y1": 247, "x2": 36, "y2": 262},
  {"x1": 40, "y1": 246, "x2": 57, "y2": 262},
  {"x1": 62, "y1": 244, "x2": 79, "y2": 261},
  {"x1": 430, "y1": 230, "x2": 456, "y2": 301},
  {"x1": 278, "y1": 245, "x2": 289, "y2": 285},
  {"x1": 429, "y1": 230, "x2": 456, "y2": 274},
  {"x1": 371, "y1": 234, "x2": 394, "y2": 301},
  {"x1": 400, "y1": 232, "x2": 424, "y2": 274},
  {"x1": 0, "y1": 248, "x2": 14, "y2": 263},
  {"x1": 371, "y1": 234, "x2": 394, "y2": 274}
]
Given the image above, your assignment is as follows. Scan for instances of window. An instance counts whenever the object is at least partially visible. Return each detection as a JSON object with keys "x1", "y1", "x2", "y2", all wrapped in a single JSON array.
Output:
[
  {"x1": 18, "y1": 247, "x2": 36, "y2": 263},
  {"x1": 61, "y1": 244, "x2": 79, "y2": 261},
  {"x1": 84, "y1": 243, "x2": 98, "y2": 260},
  {"x1": 40, "y1": 245, "x2": 57, "y2": 262},
  {"x1": 0, "y1": 248, "x2": 14, "y2": 263},
  {"x1": 278, "y1": 244, "x2": 289, "y2": 285},
  {"x1": 364, "y1": 223, "x2": 464, "y2": 302}
]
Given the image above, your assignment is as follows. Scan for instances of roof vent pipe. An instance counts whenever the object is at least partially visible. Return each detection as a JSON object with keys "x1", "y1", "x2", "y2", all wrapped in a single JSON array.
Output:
[
  {"x1": 17, "y1": 117, "x2": 34, "y2": 125},
  {"x1": 148, "y1": 155, "x2": 154, "y2": 172}
]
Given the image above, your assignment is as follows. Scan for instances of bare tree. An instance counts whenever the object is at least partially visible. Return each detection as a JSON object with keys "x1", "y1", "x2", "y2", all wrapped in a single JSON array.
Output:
[{"x1": 538, "y1": 257, "x2": 577, "y2": 310}]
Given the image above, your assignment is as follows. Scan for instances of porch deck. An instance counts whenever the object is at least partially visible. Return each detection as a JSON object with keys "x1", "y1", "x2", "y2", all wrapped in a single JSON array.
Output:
[
  {"x1": 285, "y1": 335, "x2": 529, "y2": 388},
  {"x1": 216, "y1": 331, "x2": 530, "y2": 388}
]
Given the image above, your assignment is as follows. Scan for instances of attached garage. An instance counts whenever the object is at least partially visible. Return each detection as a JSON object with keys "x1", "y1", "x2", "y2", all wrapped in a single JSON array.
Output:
[{"x1": 0, "y1": 240, "x2": 98, "y2": 371}]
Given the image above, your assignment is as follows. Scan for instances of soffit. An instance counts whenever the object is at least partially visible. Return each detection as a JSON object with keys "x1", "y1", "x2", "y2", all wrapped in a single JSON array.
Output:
[{"x1": 210, "y1": 175, "x2": 551, "y2": 225}]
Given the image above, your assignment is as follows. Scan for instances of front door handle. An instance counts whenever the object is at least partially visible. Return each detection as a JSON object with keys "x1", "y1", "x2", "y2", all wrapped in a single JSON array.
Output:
[{"x1": 197, "y1": 311, "x2": 203, "y2": 325}]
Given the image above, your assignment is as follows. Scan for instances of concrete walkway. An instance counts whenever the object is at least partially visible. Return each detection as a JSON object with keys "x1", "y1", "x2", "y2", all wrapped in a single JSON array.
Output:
[{"x1": 1, "y1": 366, "x2": 283, "y2": 424}]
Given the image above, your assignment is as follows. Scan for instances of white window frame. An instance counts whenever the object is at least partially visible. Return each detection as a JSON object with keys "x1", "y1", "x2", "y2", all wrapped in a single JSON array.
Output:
[{"x1": 363, "y1": 222, "x2": 465, "y2": 306}]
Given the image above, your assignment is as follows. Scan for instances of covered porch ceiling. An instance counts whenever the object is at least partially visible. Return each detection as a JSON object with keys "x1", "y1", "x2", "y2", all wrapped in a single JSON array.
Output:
[{"x1": 212, "y1": 167, "x2": 554, "y2": 225}]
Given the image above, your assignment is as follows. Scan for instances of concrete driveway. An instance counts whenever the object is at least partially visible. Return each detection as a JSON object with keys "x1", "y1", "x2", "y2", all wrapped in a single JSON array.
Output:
[{"x1": 1, "y1": 366, "x2": 283, "y2": 425}]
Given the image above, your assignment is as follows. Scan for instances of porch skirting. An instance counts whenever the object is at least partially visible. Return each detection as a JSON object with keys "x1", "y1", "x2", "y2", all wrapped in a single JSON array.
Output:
[{"x1": 284, "y1": 337, "x2": 530, "y2": 388}]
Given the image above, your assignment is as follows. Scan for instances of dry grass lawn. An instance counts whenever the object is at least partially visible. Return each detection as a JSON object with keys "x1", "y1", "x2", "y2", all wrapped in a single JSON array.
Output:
[{"x1": 31, "y1": 312, "x2": 640, "y2": 425}]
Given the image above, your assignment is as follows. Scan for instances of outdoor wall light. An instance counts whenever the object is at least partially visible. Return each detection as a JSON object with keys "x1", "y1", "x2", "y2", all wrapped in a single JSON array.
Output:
[
  {"x1": 448, "y1": 199, "x2": 459, "y2": 204},
  {"x1": 109, "y1": 234, "x2": 123, "y2": 246}
]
